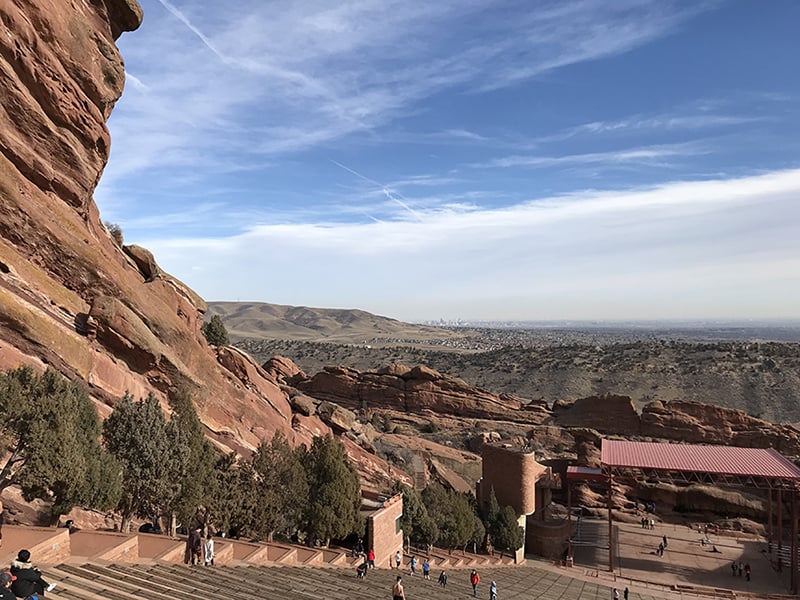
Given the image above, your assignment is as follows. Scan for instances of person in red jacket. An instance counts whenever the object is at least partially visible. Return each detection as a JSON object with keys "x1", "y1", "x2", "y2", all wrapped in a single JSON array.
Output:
[
  {"x1": 470, "y1": 570, "x2": 480, "y2": 597},
  {"x1": 367, "y1": 548, "x2": 375, "y2": 569}
]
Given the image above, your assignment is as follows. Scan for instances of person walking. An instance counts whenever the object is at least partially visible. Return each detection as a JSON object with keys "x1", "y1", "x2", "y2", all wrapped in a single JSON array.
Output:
[
  {"x1": 662, "y1": 535, "x2": 668, "y2": 548},
  {"x1": 438, "y1": 571, "x2": 448, "y2": 588},
  {"x1": 738, "y1": 562, "x2": 743, "y2": 576},
  {"x1": 613, "y1": 589, "x2": 619, "y2": 600},
  {"x1": 422, "y1": 559, "x2": 430, "y2": 580},
  {"x1": 470, "y1": 570, "x2": 480, "y2": 598},
  {"x1": 623, "y1": 587, "x2": 629, "y2": 600},
  {"x1": 731, "y1": 561, "x2": 737, "y2": 576},
  {"x1": 489, "y1": 580, "x2": 497, "y2": 600},
  {"x1": 367, "y1": 548, "x2": 375, "y2": 569},
  {"x1": 745, "y1": 563, "x2": 751, "y2": 581},
  {"x1": 392, "y1": 576, "x2": 405, "y2": 600},
  {"x1": 395, "y1": 550, "x2": 402, "y2": 570},
  {"x1": 410, "y1": 556, "x2": 417, "y2": 576}
]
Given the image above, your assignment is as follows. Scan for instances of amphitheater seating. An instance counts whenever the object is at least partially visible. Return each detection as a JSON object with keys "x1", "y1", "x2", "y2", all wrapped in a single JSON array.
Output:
[{"x1": 35, "y1": 562, "x2": 666, "y2": 600}]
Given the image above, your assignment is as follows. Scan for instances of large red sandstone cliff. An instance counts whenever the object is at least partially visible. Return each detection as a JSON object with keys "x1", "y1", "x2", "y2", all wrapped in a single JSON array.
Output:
[{"x1": 0, "y1": 0, "x2": 317, "y2": 454}]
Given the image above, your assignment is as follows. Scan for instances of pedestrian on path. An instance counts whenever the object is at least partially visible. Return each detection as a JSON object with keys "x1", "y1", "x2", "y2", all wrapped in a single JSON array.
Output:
[
  {"x1": 438, "y1": 571, "x2": 448, "y2": 588},
  {"x1": 368, "y1": 548, "x2": 375, "y2": 568},
  {"x1": 203, "y1": 532, "x2": 215, "y2": 566},
  {"x1": 470, "y1": 570, "x2": 480, "y2": 598},
  {"x1": 745, "y1": 563, "x2": 751, "y2": 581},
  {"x1": 410, "y1": 556, "x2": 417, "y2": 576},
  {"x1": 422, "y1": 559, "x2": 430, "y2": 580},
  {"x1": 392, "y1": 576, "x2": 405, "y2": 600},
  {"x1": 662, "y1": 535, "x2": 668, "y2": 548},
  {"x1": 738, "y1": 562, "x2": 743, "y2": 576},
  {"x1": 489, "y1": 580, "x2": 497, "y2": 600},
  {"x1": 613, "y1": 588, "x2": 619, "y2": 600},
  {"x1": 395, "y1": 550, "x2": 402, "y2": 570},
  {"x1": 623, "y1": 587, "x2": 629, "y2": 600},
  {"x1": 731, "y1": 561, "x2": 737, "y2": 576}
]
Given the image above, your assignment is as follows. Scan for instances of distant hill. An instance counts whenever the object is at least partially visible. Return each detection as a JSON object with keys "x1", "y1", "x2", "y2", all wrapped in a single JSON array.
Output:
[{"x1": 206, "y1": 301, "x2": 466, "y2": 345}]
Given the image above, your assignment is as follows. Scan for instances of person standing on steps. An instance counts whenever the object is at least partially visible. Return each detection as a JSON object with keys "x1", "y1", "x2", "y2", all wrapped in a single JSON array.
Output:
[
  {"x1": 422, "y1": 559, "x2": 430, "y2": 580},
  {"x1": 395, "y1": 550, "x2": 402, "y2": 570},
  {"x1": 410, "y1": 555, "x2": 417, "y2": 576},
  {"x1": 489, "y1": 580, "x2": 497, "y2": 600},
  {"x1": 392, "y1": 575, "x2": 405, "y2": 600},
  {"x1": 612, "y1": 588, "x2": 619, "y2": 600},
  {"x1": 623, "y1": 587, "x2": 629, "y2": 600},
  {"x1": 367, "y1": 548, "x2": 375, "y2": 569},
  {"x1": 203, "y1": 532, "x2": 215, "y2": 566},
  {"x1": 470, "y1": 570, "x2": 480, "y2": 598},
  {"x1": 438, "y1": 571, "x2": 448, "y2": 588}
]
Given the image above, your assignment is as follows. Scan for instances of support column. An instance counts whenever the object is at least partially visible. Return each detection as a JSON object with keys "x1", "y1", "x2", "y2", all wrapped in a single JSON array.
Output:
[
  {"x1": 780, "y1": 488, "x2": 784, "y2": 550},
  {"x1": 791, "y1": 490, "x2": 797, "y2": 595},
  {"x1": 768, "y1": 487, "x2": 773, "y2": 548},
  {"x1": 567, "y1": 479, "x2": 572, "y2": 523},
  {"x1": 607, "y1": 474, "x2": 614, "y2": 573}
]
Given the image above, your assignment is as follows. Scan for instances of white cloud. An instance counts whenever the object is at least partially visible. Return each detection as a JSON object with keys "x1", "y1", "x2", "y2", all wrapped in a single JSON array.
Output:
[
  {"x1": 477, "y1": 142, "x2": 708, "y2": 169},
  {"x1": 100, "y1": 0, "x2": 707, "y2": 189},
  {"x1": 139, "y1": 169, "x2": 800, "y2": 320}
]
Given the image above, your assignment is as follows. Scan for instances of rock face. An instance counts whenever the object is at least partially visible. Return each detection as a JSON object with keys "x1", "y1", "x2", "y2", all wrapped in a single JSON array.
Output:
[
  {"x1": 0, "y1": 0, "x2": 311, "y2": 456},
  {"x1": 295, "y1": 364, "x2": 527, "y2": 420},
  {"x1": 552, "y1": 394, "x2": 641, "y2": 436}
]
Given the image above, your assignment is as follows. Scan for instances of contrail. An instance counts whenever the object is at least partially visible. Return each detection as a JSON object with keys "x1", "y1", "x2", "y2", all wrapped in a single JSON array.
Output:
[
  {"x1": 330, "y1": 159, "x2": 422, "y2": 221},
  {"x1": 154, "y1": 0, "x2": 228, "y2": 63}
]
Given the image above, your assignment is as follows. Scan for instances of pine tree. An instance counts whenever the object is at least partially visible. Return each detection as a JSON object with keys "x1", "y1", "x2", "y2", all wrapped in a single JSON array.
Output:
[
  {"x1": 302, "y1": 436, "x2": 361, "y2": 545},
  {"x1": 165, "y1": 387, "x2": 219, "y2": 533},
  {"x1": 251, "y1": 432, "x2": 308, "y2": 541},
  {"x1": 103, "y1": 393, "x2": 182, "y2": 532},
  {"x1": 202, "y1": 315, "x2": 229, "y2": 346},
  {"x1": 0, "y1": 367, "x2": 121, "y2": 524}
]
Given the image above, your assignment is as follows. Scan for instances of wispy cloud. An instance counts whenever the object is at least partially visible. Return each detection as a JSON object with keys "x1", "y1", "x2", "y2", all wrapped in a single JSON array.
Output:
[
  {"x1": 476, "y1": 142, "x2": 708, "y2": 169},
  {"x1": 101, "y1": 0, "x2": 709, "y2": 187},
  {"x1": 140, "y1": 169, "x2": 800, "y2": 320}
]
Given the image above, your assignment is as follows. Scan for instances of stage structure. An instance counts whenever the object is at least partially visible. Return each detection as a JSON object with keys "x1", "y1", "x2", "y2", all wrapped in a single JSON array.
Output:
[{"x1": 566, "y1": 439, "x2": 800, "y2": 594}]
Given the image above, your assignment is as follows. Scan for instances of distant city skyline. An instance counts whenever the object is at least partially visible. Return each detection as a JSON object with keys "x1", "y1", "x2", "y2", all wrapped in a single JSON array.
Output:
[{"x1": 97, "y1": 1, "x2": 800, "y2": 321}]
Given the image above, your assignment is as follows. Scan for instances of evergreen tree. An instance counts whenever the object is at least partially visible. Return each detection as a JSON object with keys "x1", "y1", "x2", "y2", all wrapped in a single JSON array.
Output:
[
  {"x1": 202, "y1": 315, "x2": 229, "y2": 346},
  {"x1": 208, "y1": 452, "x2": 258, "y2": 539},
  {"x1": 103, "y1": 393, "x2": 181, "y2": 532},
  {"x1": 0, "y1": 367, "x2": 121, "y2": 523},
  {"x1": 392, "y1": 481, "x2": 437, "y2": 551},
  {"x1": 492, "y1": 505, "x2": 525, "y2": 554},
  {"x1": 301, "y1": 435, "x2": 361, "y2": 545},
  {"x1": 422, "y1": 482, "x2": 482, "y2": 552},
  {"x1": 251, "y1": 432, "x2": 308, "y2": 541},
  {"x1": 164, "y1": 387, "x2": 219, "y2": 533}
]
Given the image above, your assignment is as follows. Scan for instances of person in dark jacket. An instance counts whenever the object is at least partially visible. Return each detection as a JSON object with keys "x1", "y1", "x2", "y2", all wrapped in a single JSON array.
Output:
[
  {"x1": 10, "y1": 550, "x2": 55, "y2": 597},
  {"x1": 0, "y1": 572, "x2": 16, "y2": 600}
]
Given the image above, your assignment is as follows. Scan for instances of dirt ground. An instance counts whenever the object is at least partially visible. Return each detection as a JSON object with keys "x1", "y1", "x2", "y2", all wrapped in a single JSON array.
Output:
[{"x1": 573, "y1": 518, "x2": 792, "y2": 596}]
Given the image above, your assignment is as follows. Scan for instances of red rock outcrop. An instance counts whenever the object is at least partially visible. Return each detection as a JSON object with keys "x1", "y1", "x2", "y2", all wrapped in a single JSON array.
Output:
[
  {"x1": 551, "y1": 394, "x2": 641, "y2": 436},
  {"x1": 0, "y1": 0, "x2": 310, "y2": 457},
  {"x1": 295, "y1": 363, "x2": 527, "y2": 421},
  {"x1": 642, "y1": 400, "x2": 800, "y2": 455}
]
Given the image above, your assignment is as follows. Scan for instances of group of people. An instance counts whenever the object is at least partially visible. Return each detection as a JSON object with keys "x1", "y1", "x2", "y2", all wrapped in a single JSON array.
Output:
[
  {"x1": 390, "y1": 568, "x2": 495, "y2": 600},
  {"x1": 611, "y1": 587, "x2": 629, "y2": 600},
  {"x1": 184, "y1": 506, "x2": 216, "y2": 567},
  {"x1": 0, "y1": 550, "x2": 57, "y2": 600},
  {"x1": 731, "y1": 561, "x2": 752, "y2": 581}
]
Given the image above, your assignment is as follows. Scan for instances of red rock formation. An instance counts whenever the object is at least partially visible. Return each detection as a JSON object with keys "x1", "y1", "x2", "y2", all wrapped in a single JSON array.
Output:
[
  {"x1": 642, "y1": 400, "x2": 800, "y2": 455},
  {"x1": 0, "y1": 0, "x2": 308, "y2": 456},
  {"x1": 296, "y1": 363, "x2": 527, "y2": 421},
  {"x1": 552, "y1": 394, "x2": 641, "y2": 436}
]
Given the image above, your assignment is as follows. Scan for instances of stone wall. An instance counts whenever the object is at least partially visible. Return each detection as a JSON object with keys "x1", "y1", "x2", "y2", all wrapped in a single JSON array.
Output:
[{"x1": 367, "y1": 493, "x2": 403, "y2": 569}]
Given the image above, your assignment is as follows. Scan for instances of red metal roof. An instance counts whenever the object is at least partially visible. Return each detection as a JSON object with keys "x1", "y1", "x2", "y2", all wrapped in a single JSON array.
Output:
[
  {"x1": 566, "y1": 466, "x2": 605, "y2": 482},
  {"x1": 601, "y1": 440, "x2": 800, "y2": 481}
]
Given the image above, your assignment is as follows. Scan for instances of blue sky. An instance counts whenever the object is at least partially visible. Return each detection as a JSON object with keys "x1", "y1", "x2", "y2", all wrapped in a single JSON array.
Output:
[{"x1": 96, "y1": 0, "x2": 800, "y2": 322}]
